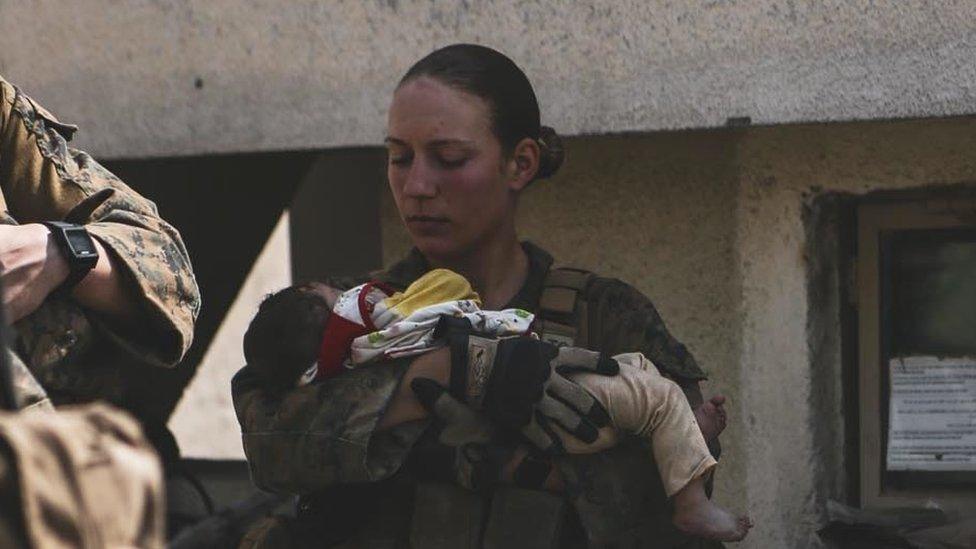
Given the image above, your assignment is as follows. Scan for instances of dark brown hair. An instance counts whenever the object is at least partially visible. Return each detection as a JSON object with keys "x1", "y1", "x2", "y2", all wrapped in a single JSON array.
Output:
[
  {"x1": 243, "y1": 285, "x2": 331, "y2": 392},
  {"x1": 399, "y1": 43, "x2": 563, "y2": 179}
]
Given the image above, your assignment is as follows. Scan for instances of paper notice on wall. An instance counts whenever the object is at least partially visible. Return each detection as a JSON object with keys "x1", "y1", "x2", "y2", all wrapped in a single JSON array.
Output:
[{"x1": 887, "y1": 356, "x2": 976, "y2": 471}]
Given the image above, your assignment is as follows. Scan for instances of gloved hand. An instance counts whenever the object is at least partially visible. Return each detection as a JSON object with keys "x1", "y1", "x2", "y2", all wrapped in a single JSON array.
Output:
[
  {"x1": 436, "y1": 316, "x2": 619, "y2": 453},
  {"x1": 411, "y1": 377, "x2": 555, "y2": 491}
]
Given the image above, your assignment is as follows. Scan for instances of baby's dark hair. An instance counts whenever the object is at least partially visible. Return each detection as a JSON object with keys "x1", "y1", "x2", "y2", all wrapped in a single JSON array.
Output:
[{"x1": 243, "y1": 284, "x2": 331, "y2": 392}]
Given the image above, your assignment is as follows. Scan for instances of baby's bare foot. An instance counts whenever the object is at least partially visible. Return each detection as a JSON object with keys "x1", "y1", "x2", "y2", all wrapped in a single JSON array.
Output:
[
  {"x1": 673, "y1": 498, "x2": 753, "y2": 542},
  {"x1": 673, "y1": 476, "x2": 752, "y2": 542},
  {"x1": 694, "y1": 395, "x2": 727, "y2": 442}
]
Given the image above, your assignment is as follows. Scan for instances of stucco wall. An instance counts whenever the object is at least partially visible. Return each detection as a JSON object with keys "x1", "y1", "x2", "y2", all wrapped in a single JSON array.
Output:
[
  {"x1": 170, "y1": 212, "x2": 291, "y2": 460},
  {"x1": 2, "y1": 1, "x2": 975, "y2": 158},
  {"x1": 733, "y1": 116, "x2": 976, "y2": 547},
  {"x1": 381, "y1": 116, "x2": 976, "y2": 548}
]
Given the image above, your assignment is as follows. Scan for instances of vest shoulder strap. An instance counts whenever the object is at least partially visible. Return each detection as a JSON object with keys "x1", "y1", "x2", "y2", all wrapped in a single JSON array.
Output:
[{"x1": 537, "y1": 266, "x2": 595, "y2": 349}]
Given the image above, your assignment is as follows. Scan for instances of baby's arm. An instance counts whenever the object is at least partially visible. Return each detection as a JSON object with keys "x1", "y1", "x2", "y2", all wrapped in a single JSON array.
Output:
[{"x1": 377, "y1": 347, "x2": 451, "y2": 430}]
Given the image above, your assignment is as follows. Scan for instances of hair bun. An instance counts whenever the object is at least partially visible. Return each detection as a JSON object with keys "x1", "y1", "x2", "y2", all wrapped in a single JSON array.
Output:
[{"x1": 536, "y1": 126, "x2": 564, "y2": 179}]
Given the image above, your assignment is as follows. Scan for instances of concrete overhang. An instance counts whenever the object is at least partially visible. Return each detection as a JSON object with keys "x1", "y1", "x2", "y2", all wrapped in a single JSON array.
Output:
[{"x1": 1, "y1": 1, "x2": 974, "y2": 158}]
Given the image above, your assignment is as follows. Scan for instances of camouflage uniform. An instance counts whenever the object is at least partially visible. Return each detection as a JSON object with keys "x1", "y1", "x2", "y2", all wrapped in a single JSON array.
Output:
[
  {"x1": 0, "y1": 402, "x2": 166, "y2": 549},
  {"x1": 234, "y1": 242, "x2": 718, "y2": 548},
  {"x1": 0, "y1": 75, "x2": 200, "y2": 416}
]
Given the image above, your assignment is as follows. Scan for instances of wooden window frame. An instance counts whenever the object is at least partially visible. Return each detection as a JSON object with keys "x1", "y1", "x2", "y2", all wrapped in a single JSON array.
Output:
[{"x1": 856, "y1": 198, "x2": 976, "y2": 510}]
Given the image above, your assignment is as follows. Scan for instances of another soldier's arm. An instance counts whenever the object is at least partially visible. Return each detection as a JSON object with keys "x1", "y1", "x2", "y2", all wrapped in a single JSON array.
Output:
[
  {"x1": 0, "y1": 77, "x2": 199, "y2": 366},
  {"x1": 0, "y1": 223, "x2": 131, "y2": 320}
]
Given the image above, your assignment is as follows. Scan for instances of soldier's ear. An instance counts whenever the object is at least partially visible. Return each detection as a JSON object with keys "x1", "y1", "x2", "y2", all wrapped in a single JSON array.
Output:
[{"x1": 506, "y1": 137, "x2": 540, "y2": 192}]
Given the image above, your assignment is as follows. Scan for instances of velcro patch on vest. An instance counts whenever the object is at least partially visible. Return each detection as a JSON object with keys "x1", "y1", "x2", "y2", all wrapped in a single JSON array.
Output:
[
  {"x1": 540, "y1": 323, "x2": 575, "y2": 348},
  {"x1": 466, "y1": 338, "x2": 496, "y2": 407}
]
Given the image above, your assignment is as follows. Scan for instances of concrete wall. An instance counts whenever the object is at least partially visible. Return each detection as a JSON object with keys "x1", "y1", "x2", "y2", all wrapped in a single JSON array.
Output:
[
  {"x1": 733, "y1": 116, "x2": 976, "y2": 547},
  {"x1": 2, "y1": 1, "x2": 976, "y2": 158},
  {"x1": 170, "y1": 213, "x2": 291, "y2": 460},
  {"x1": 380, "y1": 116, "x2": 976, "y2": 548}
]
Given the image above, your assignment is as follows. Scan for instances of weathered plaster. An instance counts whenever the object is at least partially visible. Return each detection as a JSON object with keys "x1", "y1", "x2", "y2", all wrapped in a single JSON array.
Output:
[
  {"x1": 170, "y1": 212, "x2": 292, "y2": 460},
  {"x1": 2, "y1": 1, "x2": 976, "y2": 158},
  {"x1": 733, "y1": 116, "x2": 976, "y2": 547}
]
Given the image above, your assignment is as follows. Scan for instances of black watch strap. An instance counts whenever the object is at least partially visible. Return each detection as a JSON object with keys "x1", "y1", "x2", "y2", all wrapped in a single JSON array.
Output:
[{"x1": 41, "y1": 221, "x2": 99, "y2": 295}]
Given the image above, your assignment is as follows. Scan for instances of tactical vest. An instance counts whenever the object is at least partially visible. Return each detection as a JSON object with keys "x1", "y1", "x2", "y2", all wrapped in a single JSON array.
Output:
[
  {"x1": 293, "y1": 266, "x2": 677, "y2": 549},
  {"x1": 406, "y1": 266, "x2": 598, "y2": 549},
  {"x1": 534, "y1": 267, "x2": 595, "y2": 350}
]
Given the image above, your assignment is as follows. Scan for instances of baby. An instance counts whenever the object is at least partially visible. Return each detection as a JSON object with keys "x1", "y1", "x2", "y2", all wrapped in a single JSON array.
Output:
[{"x1": 243, "y1": 269, "x2": 752, "y2": 542}]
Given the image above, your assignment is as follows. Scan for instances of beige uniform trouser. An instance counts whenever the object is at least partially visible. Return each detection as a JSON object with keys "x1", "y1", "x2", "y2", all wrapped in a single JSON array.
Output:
[
  {"x1": 0, "y1": 351, "x2": 164, "y2": 549},
  {"x1": 564, "y1": 352, "x2": 717, "y2": 497},
  {"x1": 0, "y1": 402, "x2": 165, "y2": 549}
]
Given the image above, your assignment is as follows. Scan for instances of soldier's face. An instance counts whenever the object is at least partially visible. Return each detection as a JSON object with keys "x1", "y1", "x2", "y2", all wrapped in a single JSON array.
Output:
[{"x1": 386, "y1": 77, "x2": 521, "y2": 261}]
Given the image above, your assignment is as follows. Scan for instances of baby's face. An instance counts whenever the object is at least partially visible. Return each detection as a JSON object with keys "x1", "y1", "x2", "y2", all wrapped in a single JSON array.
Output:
[{"x1": 305, "y1": 282, "x2": 340, "y2": 309}]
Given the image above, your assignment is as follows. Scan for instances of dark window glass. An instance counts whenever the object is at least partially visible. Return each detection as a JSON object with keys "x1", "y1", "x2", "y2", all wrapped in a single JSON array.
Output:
[
  {"x1": 888, "y1": 230, "x2": 976, "y2": 357},
  {"x1": 880, "y1": 228, "x2": 976, "y2": 487}
]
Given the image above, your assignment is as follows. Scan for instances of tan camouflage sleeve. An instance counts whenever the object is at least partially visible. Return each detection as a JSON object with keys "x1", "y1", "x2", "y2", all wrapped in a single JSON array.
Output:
[
  {"x1": 232, "y1": 361, "x2": 428, "y2": 495},
  {"x1": 4, "y1": 348, "x2": 53, "y2": 413},
  {"x1": 585, "y1": 277, "x2": 722, "y2": 458},
  {"x1": 586, "y1": 278, "x2": 708, "y2": 384},
  {"x1": 0, "y1": 76, "x2": 200, "y2": 367}
]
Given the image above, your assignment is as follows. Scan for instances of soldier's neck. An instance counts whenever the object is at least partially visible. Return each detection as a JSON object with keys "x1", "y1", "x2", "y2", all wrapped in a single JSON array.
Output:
[{"x1": 428, "y1": 234, "x2": 528, "y2": 310}]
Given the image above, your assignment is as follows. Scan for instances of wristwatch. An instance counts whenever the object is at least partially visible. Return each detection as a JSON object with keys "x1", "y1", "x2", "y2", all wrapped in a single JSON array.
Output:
[{"x1": 41, "y1": 221, "x2": 99, "y2": 295}]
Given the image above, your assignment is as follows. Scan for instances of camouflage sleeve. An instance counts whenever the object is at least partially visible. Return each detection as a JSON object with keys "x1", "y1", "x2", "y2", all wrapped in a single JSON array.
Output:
[
  {"x1": 4, "y1": 347, "x2": 53, "y2": 413},
  {"x1": 0, "y1": 76, "x2": 200, "y2": 367},
  {"x1": 586, "y1": 277, "x2": 707, "y2": 383},
  {"x1": 232, "y1": 361, "x2": 428, "y2": 495}
]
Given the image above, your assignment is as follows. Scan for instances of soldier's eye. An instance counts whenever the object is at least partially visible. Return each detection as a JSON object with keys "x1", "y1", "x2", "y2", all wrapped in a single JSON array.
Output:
[
  {"x1": 389, "y1": 154, "x2": 412, "y2": 167},
  {"x1": 437, "y1": 155, "x2": 467, "y2": 169}
]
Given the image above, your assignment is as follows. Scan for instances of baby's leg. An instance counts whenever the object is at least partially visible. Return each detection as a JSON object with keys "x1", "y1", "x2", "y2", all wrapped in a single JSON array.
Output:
[
  {"x1": 565, "y1": 353, "x2": 715, "y2": 495},
  {"x1": 564, "y1": 353, "x2": 752, "y2": 542}
]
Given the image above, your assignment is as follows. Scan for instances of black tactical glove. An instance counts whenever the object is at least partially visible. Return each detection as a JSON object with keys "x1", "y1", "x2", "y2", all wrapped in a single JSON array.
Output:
[
  {"x1": 411, "y1": 377, "x2": 554, "y2": 491},
  {"x1": 435, "y1": 316, "x2": 619, "y2": 453}
]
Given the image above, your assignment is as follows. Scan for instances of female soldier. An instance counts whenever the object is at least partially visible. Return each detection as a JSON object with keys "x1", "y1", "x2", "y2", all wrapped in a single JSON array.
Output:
[{"x1": 234, "y1": 44, "x2": 729, "y2": 548}]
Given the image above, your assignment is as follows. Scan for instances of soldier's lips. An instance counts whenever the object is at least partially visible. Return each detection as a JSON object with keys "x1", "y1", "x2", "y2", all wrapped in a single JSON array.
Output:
[{"x1": 406, "y1": 215, "x2": 450, "y2": 232}]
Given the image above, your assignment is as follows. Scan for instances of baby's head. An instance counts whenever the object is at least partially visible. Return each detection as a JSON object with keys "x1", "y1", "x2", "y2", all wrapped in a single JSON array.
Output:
[{"x1": 243, "y1": 283, "x2": 335, "y2": 392}]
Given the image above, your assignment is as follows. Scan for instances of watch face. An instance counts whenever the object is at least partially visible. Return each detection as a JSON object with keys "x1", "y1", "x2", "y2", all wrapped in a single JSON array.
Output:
[{"x1": 66, "y1": 229, "x2": 97, "y2": 256}]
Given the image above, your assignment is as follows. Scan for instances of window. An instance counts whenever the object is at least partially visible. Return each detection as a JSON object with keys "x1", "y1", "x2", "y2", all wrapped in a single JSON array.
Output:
[{"x1": 857, "y1": 198, "x2": 976, "y2": 510}]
